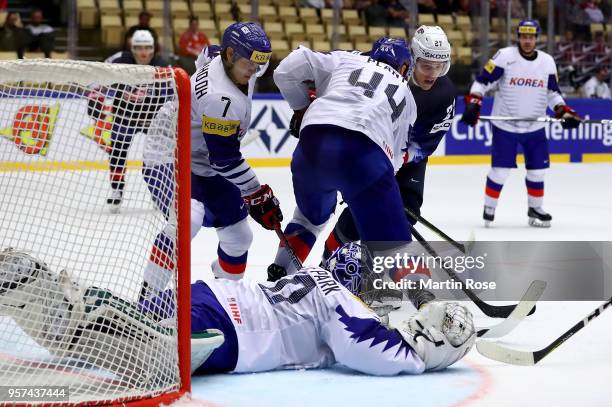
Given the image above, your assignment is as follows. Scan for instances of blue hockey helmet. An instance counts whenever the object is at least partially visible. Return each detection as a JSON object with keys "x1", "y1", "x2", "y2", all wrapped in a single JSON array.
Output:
[
  {"x1": 221, "y1": 22, "x2": 272, "y2": 64},
  {"x1": 370, "y1": 37, "x2": 414, "y2": 78},
  {"x1": 517, "y1": 19, "x2": 541, "y2": 37}
]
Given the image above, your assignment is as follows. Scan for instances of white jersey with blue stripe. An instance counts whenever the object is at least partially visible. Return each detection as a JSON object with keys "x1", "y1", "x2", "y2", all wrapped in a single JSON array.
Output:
[
  {"x1": 190, "y1": 56, "x2": 260, "y2": 196},
  {"x1": 470, "y1": 47, "x2": 565, "y2": 133},
  {"x1": 274, "y1": 47, "x2": 417, "y2": 172},
  {"x1": 206, "y1": 267, "x2": 426, "y2": 375}
]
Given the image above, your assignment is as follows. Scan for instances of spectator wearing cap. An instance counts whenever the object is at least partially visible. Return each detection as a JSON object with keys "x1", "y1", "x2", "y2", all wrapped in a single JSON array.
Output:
[{"x1": 581, "y1": 65, "x2": 611, "y2": 99}]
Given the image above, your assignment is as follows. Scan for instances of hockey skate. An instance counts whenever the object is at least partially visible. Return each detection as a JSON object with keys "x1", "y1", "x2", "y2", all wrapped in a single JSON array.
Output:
[
  {"x1": 528, "y1": 207, "x2": 552, "y2": 228},
  {"x1": 483, "y1": 206, "x2": 495, "y2": 227},
  {"x1": 107, "y1": 190, "x2": 123, "y2": 214}
]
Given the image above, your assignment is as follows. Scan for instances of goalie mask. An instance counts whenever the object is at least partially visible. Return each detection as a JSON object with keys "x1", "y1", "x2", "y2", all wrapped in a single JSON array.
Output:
[{"x1": 410, "y1": 25, "x2": 451, "y2": 84}]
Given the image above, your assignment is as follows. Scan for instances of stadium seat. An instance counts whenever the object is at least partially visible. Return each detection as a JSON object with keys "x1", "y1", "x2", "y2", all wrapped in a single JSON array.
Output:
[
  {"x1": 278, "y1": 6, "x2": 299, "y2": 23},
  {"x1": 299, "y1": 8, "x2": 320, "y2": 24},
  {"x1": 355, "y1": 41, "x2": 371, "y2": 52},
  {"x1": 321, "y1": 8, "x2": 336, "y2": 24},
  {"x1": 0, "y1": 52, "x2": 18, "y2": 60},
  {"x1": 146, "y1": 1, "x2": 165, "y2": 17},
  {"x1": 446, "y1": 30, "x2": 464, "y2": 47},
  {"x1": 285, "y1": 22, "x2": 306, "y2": 41},
  {"x1": 214, "y1": 3, "x2": 234, "y2": 20},
  {"x1": 306, "y1": 24, "x2": 326, "y2": 41},
  {"x1": 77, "y1": 0, "x2": 98, "y2": 28},
  {"x1": 101, "y1": 15, "x2": 124, "y2": 48},
  {"x1": 259, "y1": 5, "x2": 279, "y2": 21},
  {"x1": 271, "y1": 39, "x2": 290, "y2": 59},
  {"x1": 418, "y1": 13, "x2": 435, "y2": 25},
  {"x1": 149, "y1": 17, "x2": 164, "y2": 30},
  {"x1": 437, "y1": 14, "x2": 454, "y2": 31},
  {"x1": 343, "y1": 9, "x2": 360, "y2": 25},
  {"x1": 290, "y1": 39, "x2": 312, "y2": 49},
  {"x1": 368, "y1": 26, "x2": 386, "y2": 41},
  {"x1": 276, "y1": 0, "x2": 297, "y2": 6},
  {"x1": 123, "y1": 0, "x2": 144, "y2": 17},
  {"x1": 325, "y1": 22, "x2": 346, "y2": 41},
  {"x1": 457, "y1": 46, "x2": 472, "y2": 64},
  {"x1": 348, "y1": 25, "x2": 368, "y2": 42},
  {"x1": 192, "y1": 2, "x2": 212, "y2": 17},
  {"x1": 336, "y1": 41, "x2": 352, "y2": 50},
  {"x1": 218, "y1": 20, "x2": 236, "y2": 33},
  {"x1": 99, "y1": 0, "x2": 121, "y2": 16},
  {"x1": 455, "y1": 15, "x2": 471, "y2": 31},
  {"x1": 313, "y1": 40, "x2": 331, "y2": 52},
  {"x1": 172, "y1": 1, "x2": 191, "y2": 18},
  {"x1": 388, "y1": 27, "x2": 406, "y2": 38},
  {"x1": 265, "y1": 21, "x2": 285, "y2": 40}
]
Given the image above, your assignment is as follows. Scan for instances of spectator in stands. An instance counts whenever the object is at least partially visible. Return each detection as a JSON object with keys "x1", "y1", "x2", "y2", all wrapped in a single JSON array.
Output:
[
  {"x1": 581, "y1": 65, "x2": 611, "y2": 98},
  {"x1": 124, "y1": 10, "x2": 159, "y2": 52},
  {"x1": 177, "y1": 16, "x2": 210, "y2": 75},
  {"x1": 24, "y1": 9, "x2": 54, "y2": 58},
  {"x1": 387, "y1": 0, "x2": 409, "y2": 27},
  {"x1": 365, "y1": 0, "x2": 388, "y2": 27},
  {"x1": 0, "y1": 12, "x2": 25, "y2": 58}
]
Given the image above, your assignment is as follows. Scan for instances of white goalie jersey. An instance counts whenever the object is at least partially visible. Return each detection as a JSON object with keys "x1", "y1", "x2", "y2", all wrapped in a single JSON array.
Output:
[
  {"x1": 273, "y1": 48, "x2": 417, "y2": 172},
  {"x1": 207, "y1": 267, "x2": 426, "y2": 375}
]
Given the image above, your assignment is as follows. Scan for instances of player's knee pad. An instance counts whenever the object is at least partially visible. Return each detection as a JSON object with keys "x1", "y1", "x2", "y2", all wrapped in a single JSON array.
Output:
[
  {"x1": 191, "y1": 199, "x2": 205, "y2": 239},
  {"x1": 526, "y1": 169, "x2": 545, "y2": 182},
  {"x1": 217, "y1": 218, "x2": 253, "y2": 257},
  {"x1": 488, "y1": 167, "x2": 511, "y2": 185}
]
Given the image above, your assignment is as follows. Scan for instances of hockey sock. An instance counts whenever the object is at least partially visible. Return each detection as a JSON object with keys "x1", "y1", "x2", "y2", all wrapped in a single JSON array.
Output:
[
  {"x1": 484, "y1": 167, "x2": 510, "y2": 208},
  {"x1": 322, "y1": 229, "x2": 345, "y2": 262},
  {"x1": 213, "y1": 218, "x2": 252, "y2": 279},
  {"x1": 525, "y1": 169, "x2": 545, "y2": 208},
  {"x1": 143, "y1": 226, "x2": 175, "y2": 296}
]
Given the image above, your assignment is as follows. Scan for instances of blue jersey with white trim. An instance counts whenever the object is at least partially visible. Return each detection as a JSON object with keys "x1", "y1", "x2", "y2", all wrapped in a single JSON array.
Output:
[
  {"x1": 190, "y1": 56, "x2": 260, "y2": 196},
  {"x1": 205, "y1": 267, "x2": 426, "y2": 375},
  {"x1": 470, "y1": 47, "x2": 565, "y2": 133}
]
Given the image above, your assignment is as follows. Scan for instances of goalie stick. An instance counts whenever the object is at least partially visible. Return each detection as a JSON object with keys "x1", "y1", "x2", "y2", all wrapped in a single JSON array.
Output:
[
  {"x1": 476, "y1": 297, "x2": 612, "y2": 365},
  {"x1": 479, "y1": 115, "x2": 612, "y2": 125},
  {"x1": 410, "y1": 226, "x2": 537, "y2": 319},
  {"x1": 476, "y1": 280, "x2": 546, "y2": 338}
]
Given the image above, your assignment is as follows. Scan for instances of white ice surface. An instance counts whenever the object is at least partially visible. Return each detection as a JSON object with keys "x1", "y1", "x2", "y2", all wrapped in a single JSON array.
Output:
[{"x1": 191, "y1": 163, "x2": 612, "y2": 407}]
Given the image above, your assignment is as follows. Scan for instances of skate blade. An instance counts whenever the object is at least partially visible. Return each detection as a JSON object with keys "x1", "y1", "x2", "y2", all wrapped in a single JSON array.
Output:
[
  {"x1": 528, "y1": 218, "x2": 551, "y2": 228},
  {"x1": 484, "y1": 220, "x2": 492, "y2": 228}
]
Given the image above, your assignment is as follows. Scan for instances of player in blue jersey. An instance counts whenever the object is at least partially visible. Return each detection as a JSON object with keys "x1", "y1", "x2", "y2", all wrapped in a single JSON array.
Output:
[
  {"x1": 460, "y1": 20, "x2": 581, "y2": 228},
  {"x1": 268, "y1": 38, "x2": 418, "y2": 282},
  {"x1": 97, "y1": 30, "x2": 171, "y2": 213},
  {"x1": 0, "y1": 246, "x2": 476, "y2": 379},
  {"x1": 321, "y1": 27, "x2": 456, "y2": 287},
  {"x1": 189, "y1": 23, "x2": 283, "y2": 280}
]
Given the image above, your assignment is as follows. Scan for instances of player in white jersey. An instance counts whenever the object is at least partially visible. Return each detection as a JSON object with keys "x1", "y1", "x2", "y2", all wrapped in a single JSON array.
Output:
[
  {"x1": 268, "y1": 38, "x2": 418, "y2": 281},
  {"x1": 0, "y1": 246, "x2": 476, "y2": 378},
  {"x1": 190, "y1": 22, "x2": 283, "y2": 280},
  {"x1": 460, "y1": 20, "x2": 581, "y2": 228}
]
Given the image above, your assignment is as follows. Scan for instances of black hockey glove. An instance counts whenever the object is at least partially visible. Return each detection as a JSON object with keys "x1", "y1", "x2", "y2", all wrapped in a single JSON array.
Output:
[
  {"x1": 289, "y1": 109, "x2": 307, "y2": 138},
  {"x1": 243, "y1": 184, "x2": 283, "y2": 230},
  {"x1": 554, "y1": 104, "x2": 581, "y2": 129},
  {"x1": 460, "y1": 94, "x2": 483, "y2": 127}
]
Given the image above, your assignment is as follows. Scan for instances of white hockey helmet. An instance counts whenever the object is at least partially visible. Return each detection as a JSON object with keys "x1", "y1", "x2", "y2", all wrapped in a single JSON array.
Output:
[
  {"x1": 411, "y1": 25, "x2": 452, "y2": 77},
  {"x1": 131, "y1": 29, "x2": 155, "y2": 49}
]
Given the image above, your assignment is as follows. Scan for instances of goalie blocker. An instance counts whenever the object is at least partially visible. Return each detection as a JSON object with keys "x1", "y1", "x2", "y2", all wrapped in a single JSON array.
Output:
[{"x1": 0, "y1": 247, "x2": 476, "y2": 379}]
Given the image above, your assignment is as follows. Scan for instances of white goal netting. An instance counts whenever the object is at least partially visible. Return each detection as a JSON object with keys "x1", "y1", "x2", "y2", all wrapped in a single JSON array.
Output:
[{"x1": 0, "y1": 60, "x2": 189, "y2": 405}]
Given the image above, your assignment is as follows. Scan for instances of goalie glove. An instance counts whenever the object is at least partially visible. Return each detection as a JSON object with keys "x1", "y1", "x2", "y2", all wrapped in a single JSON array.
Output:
[
  {"x1": 396, "y1": 301, "x2": 476, "y2": 371},
  {"x1": 460, "y1": 94, "x2": 482, "y2": 127},
  {"x1": 554, "y1": 104, "x2": 581, "y2": 129},
  {"x1": 243, "y1": 184, "x2": 283, "y2": 230}
]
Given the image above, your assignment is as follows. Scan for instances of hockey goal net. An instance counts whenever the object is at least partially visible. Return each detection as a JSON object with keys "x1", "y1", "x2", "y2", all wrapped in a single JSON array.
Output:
[{"x1": 0, "y1": 60, "x2": 191, "y2": 405}]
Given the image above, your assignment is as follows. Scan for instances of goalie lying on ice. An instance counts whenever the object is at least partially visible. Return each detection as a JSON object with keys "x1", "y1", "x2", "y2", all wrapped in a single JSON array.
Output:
[{"x1": 0, "y1": 246, "x2": 476, "y2": 380}]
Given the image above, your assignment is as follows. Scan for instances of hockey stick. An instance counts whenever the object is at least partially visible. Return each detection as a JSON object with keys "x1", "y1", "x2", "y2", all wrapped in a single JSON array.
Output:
[
  {"x1": 410, "y1": 226, "x2": 536, "y2": 319},
  {"x1": 476, "y1": 280, "x2": 546, "y2": 338},
  {"x1": 476, "y1": 297, "x2": 612, "y2": 365},
  {"x1": 479, "y1": 115, "x2": 612, "y2": 125},
  {"x1": 274, "y1": 223, "x2": 303, "y2": 270},
  {"x1": 404, "y1": 208, "x2": 470, "y2": 254}
]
